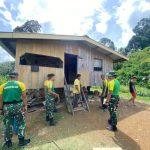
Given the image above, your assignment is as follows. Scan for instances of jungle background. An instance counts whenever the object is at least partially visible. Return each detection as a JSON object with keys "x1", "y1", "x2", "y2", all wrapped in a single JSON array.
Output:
[
  {"x1": 0, "y1": 17, "x2": 150, "y2": 150},
  {"x1": 0, "y1": 18, "x2": 150, "y2": 103}
]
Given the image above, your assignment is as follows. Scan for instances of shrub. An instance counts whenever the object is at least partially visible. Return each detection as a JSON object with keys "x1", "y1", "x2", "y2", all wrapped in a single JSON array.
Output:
[
  {"x1": 0, "y1": 61, "x2": 15, "y2": 76},
  {"x1": 0, "y1": 75, "x2": 8, "y2": 85},
  {"x1": 115, "y1": 47, "x2": 150, "y2": 88}
]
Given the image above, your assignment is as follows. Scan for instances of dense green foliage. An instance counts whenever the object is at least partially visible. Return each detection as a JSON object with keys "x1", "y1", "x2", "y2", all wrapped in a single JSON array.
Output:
[
  {"x1": 133, "y1": 18, "x2": 150, "y2": 37},
  {"x1": 0, "y1": 61, "x2": 15, "y2": 85},
  {"x1": 126, "y1": 18, "x2": 150, "y2": 54},
  {"x1": 120, "y1": 85, "x2": 150, "y2": 103},
  {"x1": 0, "y1": 61, "x2": 15, "y2": 76},
  {"x1": 120, "y1": 85, "x2": 150, "y2": 97},
  {"x1": 116, "y1": 47, "x2": 150, "y2": 88}
]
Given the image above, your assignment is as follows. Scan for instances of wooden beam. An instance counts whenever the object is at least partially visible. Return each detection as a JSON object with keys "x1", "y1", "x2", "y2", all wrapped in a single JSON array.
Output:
[
  {"x1": 0, "y1": 32, "x2": 129, "y2": 61},
  {"x1": 0, "y1": 40, "x2": 16, "y2": 58}
]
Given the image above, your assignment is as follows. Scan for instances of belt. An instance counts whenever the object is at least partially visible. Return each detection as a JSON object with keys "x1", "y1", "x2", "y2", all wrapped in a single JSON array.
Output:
[
  {"x1": 111, "y1": 95, "x2": 119, "y2": 98},
  {"x1": 3, "y1": 100, "x2": 23, "y2": 105}
]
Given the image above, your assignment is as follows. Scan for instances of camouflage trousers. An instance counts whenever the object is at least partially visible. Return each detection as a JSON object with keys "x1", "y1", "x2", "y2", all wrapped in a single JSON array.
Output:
[
  {"x1": 108, "y1": 96, "x2": 120, "y2": 126},
  {"x1": 45, "y1": 94, "x2": 55, "y2": 118},
  {"x1": 3, "y1": 102, "x2": 26, "y2": 142}
]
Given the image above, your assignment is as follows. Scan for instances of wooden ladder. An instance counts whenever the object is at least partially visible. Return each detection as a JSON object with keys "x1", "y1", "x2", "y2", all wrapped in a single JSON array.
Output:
[
  {"x1": 80, "y1": 88, "x2": 90, "y2": 112},
  {"x1": 64, "y1": 77, "x2": 90, "y2": 115},
  {"x1": 64, "y1": 77, "x2": 74, "y2": 115}
]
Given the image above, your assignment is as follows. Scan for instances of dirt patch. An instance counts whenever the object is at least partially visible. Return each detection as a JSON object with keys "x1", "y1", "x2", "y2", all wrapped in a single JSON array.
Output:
[{"x1": 0, "y1": 100, "x2": 149, "y2": 150}]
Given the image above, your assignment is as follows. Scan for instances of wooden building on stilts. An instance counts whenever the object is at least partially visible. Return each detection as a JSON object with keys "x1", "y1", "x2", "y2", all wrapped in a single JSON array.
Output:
[{"x1": 0, "y1": 32, "x2": 128, "y2": 114}]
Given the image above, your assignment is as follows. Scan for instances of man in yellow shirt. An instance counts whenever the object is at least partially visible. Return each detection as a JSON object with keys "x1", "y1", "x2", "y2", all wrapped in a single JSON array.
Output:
[
  {"x1": 100, "y1": 74, "x2": 108, "y2": 109},
  {"x1": 44, "y1": 74, "x2": 59, "y2": 126},
  {"x1": 72, "y1": 74, "x2": 81, "y2": 108}
]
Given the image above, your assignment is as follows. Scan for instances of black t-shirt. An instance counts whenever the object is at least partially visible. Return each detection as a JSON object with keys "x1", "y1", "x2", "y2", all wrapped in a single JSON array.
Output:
[{"x1": 129, "y1": 80, "x2": 135, "y2": 93}]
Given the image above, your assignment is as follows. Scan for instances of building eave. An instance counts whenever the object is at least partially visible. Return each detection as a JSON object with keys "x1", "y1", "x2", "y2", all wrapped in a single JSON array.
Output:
[{"x1": 0, "y1": 32, "x2": 128, "y2": 61}]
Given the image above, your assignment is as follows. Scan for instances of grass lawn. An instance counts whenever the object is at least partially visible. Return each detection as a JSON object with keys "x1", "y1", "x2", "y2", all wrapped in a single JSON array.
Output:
[{"x1": 120, "y1": 85, "x2": 150, "y2": 104}]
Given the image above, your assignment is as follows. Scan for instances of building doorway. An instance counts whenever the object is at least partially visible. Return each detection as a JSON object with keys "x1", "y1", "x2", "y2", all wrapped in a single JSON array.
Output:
[{"x1": 64, "y1": 53, "x2": 77, "y2": 84}]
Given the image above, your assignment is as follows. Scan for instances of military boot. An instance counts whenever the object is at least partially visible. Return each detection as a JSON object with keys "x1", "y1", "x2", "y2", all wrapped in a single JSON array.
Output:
[
  {"x1": 108, "y1": 119, "x2": 112, "y2": 125},
  {"x1": 112, "y1": 125, "x2": 118, "y2": 131},
  {"x1": 49, "y1": 118, "x2": 56, "y2": 126},
  {"x1": 18, "y1": 137, "x2": 30, "y2": 147},
  {"x1": 107, "y1": 125, "x2": 117, "y2": 132},
  {"x1": 46, "y1": 115, "x2": 49, "y2": 122},
  {"x1": 53, "y1": 108, "x2": 58, "y2": 113},
  {"x1": 3, "y1": 140, "x2": 12, "y2": 149}
]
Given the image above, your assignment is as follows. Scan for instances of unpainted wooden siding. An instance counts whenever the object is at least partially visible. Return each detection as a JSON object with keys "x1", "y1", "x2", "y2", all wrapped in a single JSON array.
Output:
[{"x1": 15, "y1": 39, "x2": 113, "y2": 89}]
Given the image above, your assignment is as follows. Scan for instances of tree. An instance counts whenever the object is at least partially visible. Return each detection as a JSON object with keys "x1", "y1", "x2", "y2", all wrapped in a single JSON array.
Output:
[
  {"x1": 0, "y1": 61, "x2": 15, "y2": 85},
  {"x1": 118, "y1": 47, "x2": 127, "y2": 55},
  {"x1": 13, "y1": 20, "x2": 41, "y2": 33},
  {"x1": 116, "y1": 47, "x2": 150, "y2": 88},
  {"x1": 133, "y1": 18, "x2": 150, "y2": 38},
  {"x1": 0, "y1": 61, "x2": 15, "y2": 76},
  {"x1": 126, "y1": 18, "x2": 150, "y2": 53},
  {"x1": 100, "y1": 38, "x2": 115, "y2": 50},
  {"x1": 126, "y1": 35, "x2": 150, "y2": 54}
]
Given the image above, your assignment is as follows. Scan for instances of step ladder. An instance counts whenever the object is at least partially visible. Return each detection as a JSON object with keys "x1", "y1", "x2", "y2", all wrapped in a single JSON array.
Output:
[{"x1": 64, "y1": 77, "x2": 90, "y2": 115}]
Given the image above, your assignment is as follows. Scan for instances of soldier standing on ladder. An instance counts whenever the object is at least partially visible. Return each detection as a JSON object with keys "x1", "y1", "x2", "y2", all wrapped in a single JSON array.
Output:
[
  {"x1": 0, "y1": 72, "x2": 30, "y2": 148},
  {"x1": 44, "y1": 74, "x2": 59, "y2": 126},
  {"x1": 72, "y1": 74, "x2": 82, "y2": 108}
]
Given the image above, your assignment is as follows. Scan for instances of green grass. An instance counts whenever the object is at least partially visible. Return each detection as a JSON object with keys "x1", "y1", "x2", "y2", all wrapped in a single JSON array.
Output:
[{"x1": 120, "y1": 85, "x2": 150, "y2": 103}]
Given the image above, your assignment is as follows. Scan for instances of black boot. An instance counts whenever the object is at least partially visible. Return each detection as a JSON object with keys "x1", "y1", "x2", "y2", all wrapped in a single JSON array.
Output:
[
  {"x1": 49, "y1": 118, "x2": 56, "y2": 126},
  {"x1": 53, "y1": 108, "x2": 58, "y2": 113},
  {"x1": 3, "y1": 140, "x2": 12, "y2": 149},
  {"x1": 108, "y1": 119, "x2": 112, "y2": 125},
  {"x1": 46, "y1": 115, "x2": 49, "y2": 122},
  {"x1": 112, "y1": 125, "x2": 118, "y2": 131},
  {"x1": 18, "y1": 137, "x2": 30, "y2": 147},
  {"x1": 107, "y1": 125, "x2": 117, "y2": 132}
]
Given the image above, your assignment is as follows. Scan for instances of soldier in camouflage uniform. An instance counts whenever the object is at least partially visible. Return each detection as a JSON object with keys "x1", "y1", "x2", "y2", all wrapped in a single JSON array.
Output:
[
  {"x1": 105, "y1": 71, "x2": 120, "y2": 132},
  {"x1": 0, "y1": 72, "x2": 30, "y2": 148},
  {"x1": 44, "y1": 74, "x2": 59, "y2": 126}
]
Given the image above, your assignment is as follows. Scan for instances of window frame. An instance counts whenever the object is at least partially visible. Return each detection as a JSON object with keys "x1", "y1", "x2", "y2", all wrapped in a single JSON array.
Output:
[{"x1": 93, "y1": 58, "x2": 103, "y2": 72}]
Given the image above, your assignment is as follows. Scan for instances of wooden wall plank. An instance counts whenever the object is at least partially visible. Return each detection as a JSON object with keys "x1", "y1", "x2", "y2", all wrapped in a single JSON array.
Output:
[{"x1": 15, "y1": 39, "x2": 113, "y2": 89}]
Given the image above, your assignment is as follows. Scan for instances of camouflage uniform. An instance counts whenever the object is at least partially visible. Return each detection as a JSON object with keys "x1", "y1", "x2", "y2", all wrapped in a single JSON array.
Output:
[
  {"x1": 44, "y1": 80, "x2": 55, "y2": 119},
  {"x1": 45, "y1": 92, "x2": 55, "y2": 118},
  {"x1": 107, "y1": 77, "x2": 120, "y2": 128},
  {"x1": 108, "y1": 96, "x2": 120, "y2": 126},
  {"x1": 0, "y1": 80, "x2": 27, "y2": 143},
  {"x1": 3, "y1": 102, "x2": 26, "y2": 141}
]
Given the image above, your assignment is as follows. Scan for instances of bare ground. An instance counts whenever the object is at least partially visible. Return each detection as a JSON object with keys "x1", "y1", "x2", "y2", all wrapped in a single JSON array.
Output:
[{"x1": 0, "y1": 99, "x2": 150, "y2": 150}]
